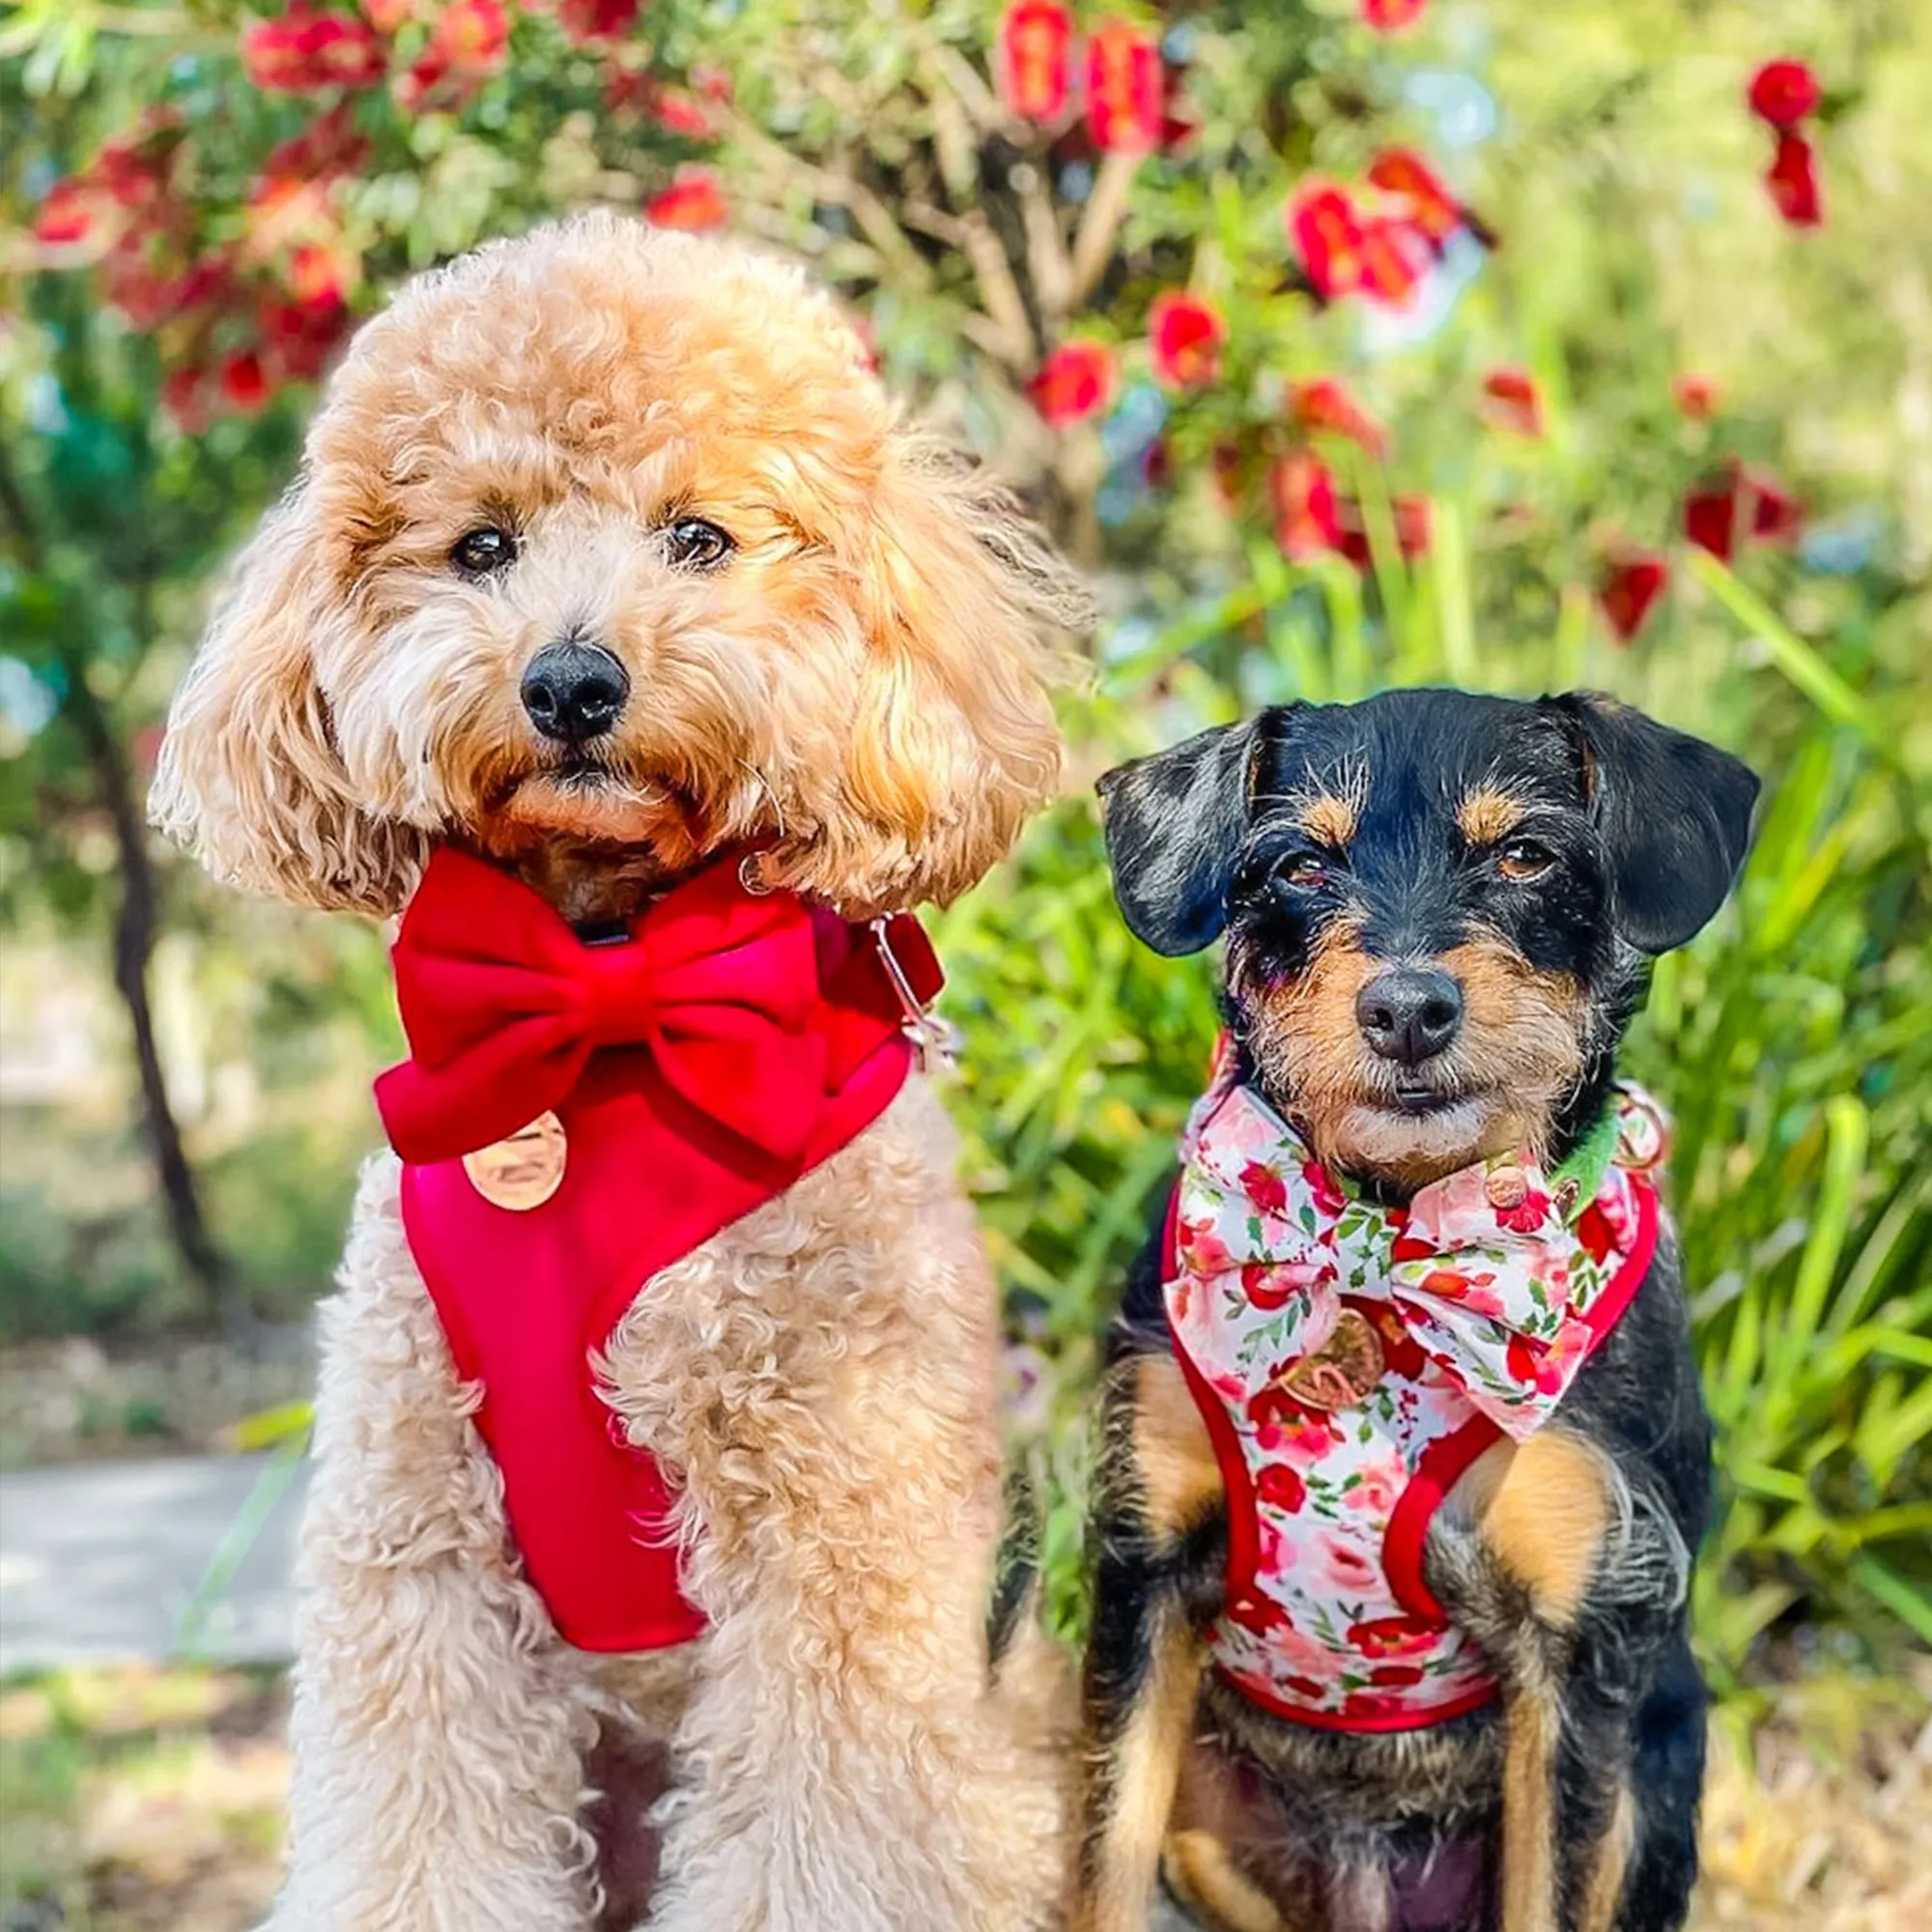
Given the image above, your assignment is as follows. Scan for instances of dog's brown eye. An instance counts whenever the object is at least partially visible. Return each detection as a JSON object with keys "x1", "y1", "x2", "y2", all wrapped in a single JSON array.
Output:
[
  {"x1": 665, "y1": 518, "x2": 734, "y2": 571},
  {"x1": 451, "y1": 526, "x2": 518, "y2": 577},
  {"x1": 1496, "y1": 838, "x2": 1556, "y2": 881}
]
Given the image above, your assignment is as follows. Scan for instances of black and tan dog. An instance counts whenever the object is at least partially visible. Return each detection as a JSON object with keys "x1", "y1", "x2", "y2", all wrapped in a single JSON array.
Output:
[{"x1": 1072, "y1": 690, "x2": 1757, "y2": 1932}]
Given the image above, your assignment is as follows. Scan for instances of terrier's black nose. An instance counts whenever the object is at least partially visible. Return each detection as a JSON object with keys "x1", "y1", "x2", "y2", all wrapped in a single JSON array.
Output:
[
  {"x1": 520, "y1": 640, "x2": 629, "y2": 744},
  {"x1": 1356, "y1": 968, "x2": 1464, "y2": 1065}
]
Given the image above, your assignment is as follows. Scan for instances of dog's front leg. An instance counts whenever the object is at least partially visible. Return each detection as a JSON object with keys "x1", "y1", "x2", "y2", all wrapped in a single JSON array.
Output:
[{"x1": 269, "y1": 1157, "x2": 596, "y2": 1932}]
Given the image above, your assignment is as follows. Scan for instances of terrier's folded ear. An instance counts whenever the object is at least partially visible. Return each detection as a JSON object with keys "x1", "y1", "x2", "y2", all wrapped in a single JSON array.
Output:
[
  {"x1": 1545, "y1": 691, "x2": 1760, "y2": 953},
  {"x1": 1095, "y1": 715, "x2": 1269, "y2": 956}
]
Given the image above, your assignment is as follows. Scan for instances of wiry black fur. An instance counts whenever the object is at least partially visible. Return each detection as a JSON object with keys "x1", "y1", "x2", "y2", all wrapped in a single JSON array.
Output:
[{"x1": 1080, "y1": 690, "x2": 1756, "y2": 1932}]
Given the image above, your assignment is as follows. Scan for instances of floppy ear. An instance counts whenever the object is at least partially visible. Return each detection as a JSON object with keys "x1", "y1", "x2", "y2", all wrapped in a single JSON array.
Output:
[
  {"x1": 790, "y1": 432, "x2": 1090, "y2": 913},
  {"x1": 1548, "y1": 691, "x2": 1759, "y2": 952},
  {"x1": 1095, "y1": 717, "x2": 1264, "y2": 956},
  {"x1": 148, "y1": 483, "x2": 426, "y2": 915}
]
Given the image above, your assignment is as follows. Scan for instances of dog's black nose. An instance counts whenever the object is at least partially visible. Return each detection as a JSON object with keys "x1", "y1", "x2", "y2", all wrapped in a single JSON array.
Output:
[
  {"x1": 1356, "y1": 968, "x2": 1463, "y2": 1065},
  {"x1": 520, "y1": 640, "x2": 629, "y2": 744}
]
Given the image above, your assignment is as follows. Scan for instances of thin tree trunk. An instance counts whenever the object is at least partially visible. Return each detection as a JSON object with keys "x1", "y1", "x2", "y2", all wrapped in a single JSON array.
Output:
[{"x1": 0, "y1": 446, "x2": 234, "y2": 1324}]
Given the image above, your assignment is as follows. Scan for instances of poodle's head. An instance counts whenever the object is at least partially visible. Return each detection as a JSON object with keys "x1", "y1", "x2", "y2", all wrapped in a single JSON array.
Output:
[{"x1": 152, "y1": 213, "x2": 1087, "y2": 920}]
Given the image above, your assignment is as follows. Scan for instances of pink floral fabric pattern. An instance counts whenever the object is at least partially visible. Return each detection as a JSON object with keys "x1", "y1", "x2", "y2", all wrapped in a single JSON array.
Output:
[{"x1": 1165, "y1": 1042, "x2": 1667, "y2": 1728}]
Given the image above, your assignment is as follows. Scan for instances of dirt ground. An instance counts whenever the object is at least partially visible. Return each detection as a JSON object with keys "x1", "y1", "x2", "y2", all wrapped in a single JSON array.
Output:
[{"x1": 0, "y1": 1662, "x2": 1922, "y2": 1932}]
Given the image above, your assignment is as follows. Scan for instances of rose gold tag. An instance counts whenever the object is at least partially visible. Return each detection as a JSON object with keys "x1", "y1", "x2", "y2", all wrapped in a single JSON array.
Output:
[
  {"x1": 462, "y1": 1111, "x2": 567, "y2": 1210},
  {"x1": 1278, "y1": 1308, "x2": 1385, "y2": 1411}
]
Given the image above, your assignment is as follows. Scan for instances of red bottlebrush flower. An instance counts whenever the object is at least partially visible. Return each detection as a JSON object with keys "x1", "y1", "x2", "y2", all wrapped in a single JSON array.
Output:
[
  {"x1": 1356, "y1": 218, "x2": 1429, "y2": 306},
  {"x1": 644, "y1": 86, "x2": 715, "y2": 139},
  {"x1": 1683, "y1": 474, "x2": 1744, "y2": 561},
  {"x1": 1671, "y1": 372, "x2": 1719, "y2": 419},
  {"x1": 1748, "y1": 470, "x2": 1804, "y2": 544},
  {"x1": 997, "y1": 0, "x2": 1073, "y2": 124},
  {"x1": 432, "y1": 0, "x2": 510, "y2": 73},
  {"x1": 33, "y1": 181, "x2": 96, "y2": 245},
  {"x1": 645, "y1": 168, "x2": 729, "y2": 231},
  {"x1": 1148, "y1": 292, "x2": 1226, "y2": 389},
  {"x1": 220, "y1": 350, "x2": 273, "y2": 413},
  {"x1": 1287, "y1": 180, "x2": 1366, "y2": 301},
  {"x1": 1293, "y1": 379, "x2": 1386, "y2": 457},
  {"x1": 1270, "y1": 453, "x2": 1344, "y2": 561},
  {"x1": 288, "y1": 242, "x2": 355, "y2": 309},
  {"x1": 1765, "y1": 130, "x2": 1823, "y2": 226},
  {"x1": 1361, "y1": 0, "x2": 1426, "y2": 31},
  {"x1": 161, "y1": 364, "x2": 213, "y2": 434},
  {"x1": 1256, "y1": 1463, "x2": 1307, "y2": 1515},
  {"x1": 242, "y1": 9, "x2": 386, "y2": 93},
  {"x1": 1747, "y1": 58, "x2": 1821, "y2": 128},
  {"x1": 1366, "y1": 145, "x2": 1463, "y2": 247},
  {"x1": 1086, "y1": 18, "x2": 1163, "y2": 153},
  {"x1": 1028, "y1": 339, "x2": 1116, "y2": 426},
  {"x1": 1597, "y1": 552, "x2": 1669, "y2": 643},
  {"x1": 557, "y1": 0, "x2": 640, "y2": 41},
  {"x1": 1480, "y1": 365, "x2": 1544, "y2": 438}
]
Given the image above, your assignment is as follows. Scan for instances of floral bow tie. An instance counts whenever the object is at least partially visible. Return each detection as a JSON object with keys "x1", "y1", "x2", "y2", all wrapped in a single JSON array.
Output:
[{"x1": 1169, "y1": 1056, "x2": 1667, "y2": 1439}]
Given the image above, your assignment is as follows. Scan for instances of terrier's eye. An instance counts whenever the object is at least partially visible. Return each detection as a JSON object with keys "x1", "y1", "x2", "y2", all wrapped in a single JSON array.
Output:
[
  {"x1": 451, "y1": 526, "x2": 518, "y2": 577},
  {"x1": 1274, "y1": 850, "x2": 1334, "y2": 892},
  {"x1": 665, "y1": 518, "x2": 735, "y2": 571},
  {"x1": 1496, "y1": 838, "x2": 1557, "y2": 881}
]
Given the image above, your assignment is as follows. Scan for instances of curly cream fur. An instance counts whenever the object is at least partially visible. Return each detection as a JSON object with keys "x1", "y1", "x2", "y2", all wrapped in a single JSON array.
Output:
[{"x1": 150, "y1": 216, "x2": 1085, "y2": 1930}]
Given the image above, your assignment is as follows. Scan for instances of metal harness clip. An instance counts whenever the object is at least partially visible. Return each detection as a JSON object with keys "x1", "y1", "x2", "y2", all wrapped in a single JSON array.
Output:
[{"x1": 869, "y1": 916, "x2": 959, "y2": 1073}]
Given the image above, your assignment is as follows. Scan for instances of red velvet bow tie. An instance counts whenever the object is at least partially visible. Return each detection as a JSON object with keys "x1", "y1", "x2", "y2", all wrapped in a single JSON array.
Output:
[{"x1": 377, "y1": 847, "x2": 838, "y2": 1166}]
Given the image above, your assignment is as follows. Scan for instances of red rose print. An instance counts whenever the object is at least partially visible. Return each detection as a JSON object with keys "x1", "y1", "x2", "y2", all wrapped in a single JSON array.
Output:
[
  {"x1": 1241, "y1": 1264, "x2": 1293, "y2": 1311},
  {"x1": 1257, "y1": 1463, "x2": 1307, "y2": 1515},
  {"x1": 1240, "y1": 1160, "x2": 1291, "y2": 1219},
  {"x1": 1505, "y1": 1334, "x2": 1546, "y2": 1385},
  {"x1": 1301, "y1": 1160, "x2": 1348, "y2": 1219},
  {"x1": 1494, "y1": 1187, "x2": 1551, "y2": 1235},
  {"x1": 1747, "y1": 59, "x2": 1822, "y2": 129},
  {"x1": 1349, "y1": 1614, "x2": 1440, "y2": 1658},
  {"x1": 1575, "y1": 1202, "x2": 1615, "y2": 1265},
  {"x1": 1369, "y1": 1662, "x2": 1427, "y2": 1688},
  {"x1": 1225, "y1": 1592, "x2": 1290, "y2": 1635},
  {"x1": 1280, "y1": 1673, "x2": 1327, "y2": 1700}
]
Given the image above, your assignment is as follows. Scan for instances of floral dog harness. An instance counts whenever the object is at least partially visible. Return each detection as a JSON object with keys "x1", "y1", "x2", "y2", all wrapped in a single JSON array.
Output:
[{"x1": 1164, "y1": 1039, "x2": 1666, "y2": 1731}]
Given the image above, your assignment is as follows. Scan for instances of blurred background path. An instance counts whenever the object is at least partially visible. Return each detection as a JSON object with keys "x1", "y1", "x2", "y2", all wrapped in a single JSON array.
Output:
[{"x1": 0, "y1": 1456, "x2": 303, "y2": 1672}]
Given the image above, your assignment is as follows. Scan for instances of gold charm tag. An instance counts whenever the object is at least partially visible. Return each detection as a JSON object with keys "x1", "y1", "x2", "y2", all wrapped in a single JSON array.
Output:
[
  {"x1": 1279, "y1": 1308, "x2": 1385, "y2": 1411},
  {"x1": 463, "y1": 1111, "x2": 567, "y2": 1210}
]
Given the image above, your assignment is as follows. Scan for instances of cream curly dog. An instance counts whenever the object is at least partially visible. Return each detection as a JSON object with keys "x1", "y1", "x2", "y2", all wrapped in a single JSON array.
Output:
[{"x1": 152, "y1": 213, "x2": 1088, "y2": 1932}]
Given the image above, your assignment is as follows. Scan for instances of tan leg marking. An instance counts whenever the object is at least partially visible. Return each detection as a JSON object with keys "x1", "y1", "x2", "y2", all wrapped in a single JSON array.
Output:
[
  {"x1": 1161, "y1": 1831, "x2": 1290, "y2": 1932},
  {"x1": 1579, "y1": 1778, "x2": 1635, "y2": 1932},
  {"x1": 1131, "y1": 1351, "x2": 1225, "y2": 1532},
  {"x1": 1500, "y1": 1690, "x2": 1562, "y2": 1932},
  {"x1": 1464, "y1": 1429, "x2": 1612, "y2": 1627}
]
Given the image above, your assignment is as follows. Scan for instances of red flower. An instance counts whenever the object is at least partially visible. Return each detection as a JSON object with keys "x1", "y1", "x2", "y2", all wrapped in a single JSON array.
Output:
[
  {"x1": 692, "y1": 65, "x2": 733, "y2": 104},
  {"x1": 360, "y1": 0, "x2": 416, "y2": 28},
  {"x1": 645, "y1": 168, "x2": 729, "y2": 231},
  {"x1": 997, "y1": 0, "x2": 1073, "y2": 124},
  {"x1": 1671, "y1": 372, "x2": 1719, "y2": 419},
  {"x1": 258, "y1": 105, "x2": 371, "y2": 185},
  {"x1": 242, "y1": 9, "x2": 386, "y2": 93},
  {"x1": 1363, "y1": 1304, "x2": 1428, "y2": 1379},
  {"x1": 1764, "y1": 130, "x2": 1823, "y2": 226},
  {"x1": 557, "y1": 0, "x2": 640, "y2": 41},
  {"x1": 288, "y1": 242, "x2": 355, "y2": 310},
  {"x1": 1287, "y1": 180, "x2": 1366, "y2": 301},
  {"x1": 1683, "y1": 474, "x2": 1744, "y2": 561},
  {"x1": 1257, "y1": 1463, "x2": 1307, "y2": 1515},
  {"x1": 160, "y1": 364, "x2": 213, "y2": 434},
  {"x1": 1086, "y1": 19, "x2": 1163, "y2": 153},
  {"x1": 432, "y1": 0, "x2": 510, "y2": 73},
  {"x1": 1505, "y1": 1334, "x2": 1547, "y2": 1384},
  {"x1": 1240, "y1": 1264, "x2": 1295, "y2": 1311},
  {"x1": 1336, "y1": 495, "x2": 1432, "y2": 568},
  {"x1": 1355, "y1": 217, "x2": 1429, "y2": 307},
  {"x1": 1028, "y1": 339, "x2": 1116, "y2": 426},
  {"x1": 1749, "y1": 471, "x2": 1804, "y2": 544},
  {"x1": 1301, "y1": 1159, "x2": 1348, "y2": 1219},
  {"x1": 1349, "y1": 1613, "x2": 1440, "y2": 1657},
  {"x1": 1597, "y1": 553, "x2": 1669, "y2": 644},
  {"x1": 1575, "y1": 1202, "x2": 1615, "y2": 1265},
  {"x1": 1369, "y1": 1662, "x2": 1427, "y2": 1687},
  {"x1": 1366, "y1": 146, "x2": 1462, "y2": 245},
  {"x1": 1747, "y1": 58, "x2": 1821, "y2": 129},
  {"x1": 1278, "y1": 1672, "x2": 1326, "y2": 1699},
  {"x1": 1148, "y1": 293, "x2": 1226, "y2": 388},
  {"x1": 259, "y1": 295, "x2": 353, "y2": 381},
  {"x1": 1270, "y1": 453, "x2": 1344, "y2": 561},
  {"x1": 1140, "y1": 437, "x2": 1174, "y2": 490},
  {"x1": 32, "y1": 180, "x2": 96, "y2": 245},
  {"x1": 220, "y1": 351, "x2": 273, "y2": 413},
  {"x1": 1361, "y1": 0, "x2": 1426, "y2": 31},
  {"x1": 1293, "y1": 379, "x2": 1386, "y2": 457},
  {"x1": 1239, "y1": 1160, "x2": 1290, "y2": 1218},
  {"x1": 1225, "y1": 1592, "x2": 1291, "y2": 1636},
  {"x1": 1480, "y1": 366, "x2": 1544, "y2": 439},
  {"x1": 643, "y1": 86, "x2": 715, "y2": 139}
]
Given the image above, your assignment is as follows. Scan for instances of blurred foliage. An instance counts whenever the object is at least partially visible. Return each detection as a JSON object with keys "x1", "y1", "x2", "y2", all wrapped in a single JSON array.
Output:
[{"x1": 1, "y1": 0, "x2": 1927, "y2": 1686}]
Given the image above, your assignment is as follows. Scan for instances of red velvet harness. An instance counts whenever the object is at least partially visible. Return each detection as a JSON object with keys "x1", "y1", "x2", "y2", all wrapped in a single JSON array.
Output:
[{"x1": 373, "y1": 847, "x2": 941, "y2": 1654}]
